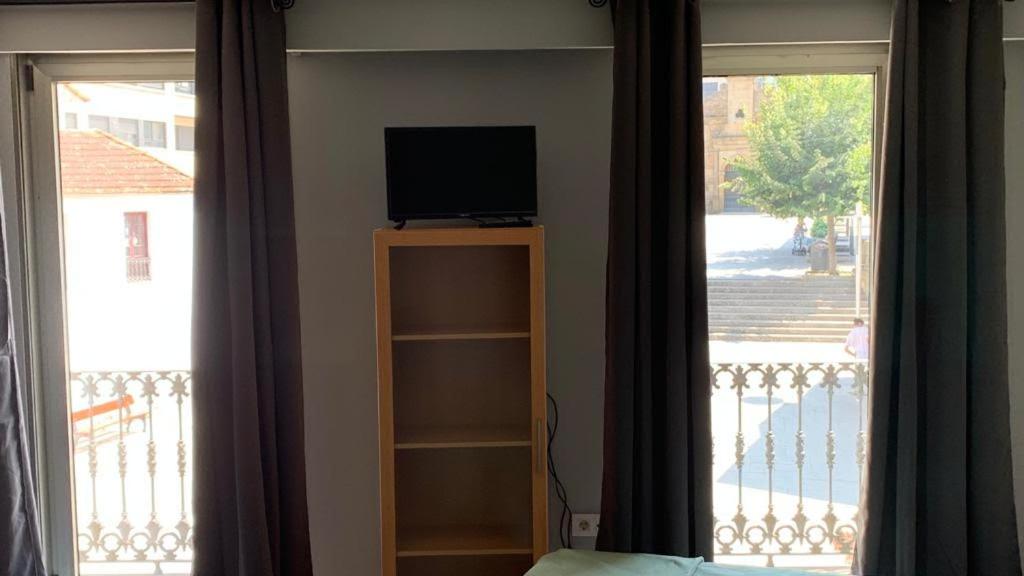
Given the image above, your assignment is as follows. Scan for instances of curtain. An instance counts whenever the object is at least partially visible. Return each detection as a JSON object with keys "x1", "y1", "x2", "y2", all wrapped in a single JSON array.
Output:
[
  {"x1": 596, "y1": 0, "x2": 713, "y2": 557},
  {"x1": 0, "y1": 199, "x2": 45, "y2": 576},
  {"x1": 856, "y1": 1, "x2": 1021, "y2": 575},
  {"x1": 191, "y1": 1, "x2": 312, "y2": 575}
]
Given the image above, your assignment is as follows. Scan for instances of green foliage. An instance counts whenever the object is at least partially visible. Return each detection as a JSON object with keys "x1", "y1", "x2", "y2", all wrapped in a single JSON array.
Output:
[
  {"x1": 728, "y1": 75, "x2": 873, "y2": 221},
  {"x1": 810, "y1": 218, "x2": 828, "y2": 239}
]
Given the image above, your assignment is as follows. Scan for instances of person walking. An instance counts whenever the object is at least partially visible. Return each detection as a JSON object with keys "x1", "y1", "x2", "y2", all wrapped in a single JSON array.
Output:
[{"x1": 844, "y1": 318, "x2": 870, "y2": 360}]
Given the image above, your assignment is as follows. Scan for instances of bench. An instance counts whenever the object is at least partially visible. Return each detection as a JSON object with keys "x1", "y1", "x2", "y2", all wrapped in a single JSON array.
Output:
[{"x1": 71, "y1": 395, "x2": 148, "y2": 447}]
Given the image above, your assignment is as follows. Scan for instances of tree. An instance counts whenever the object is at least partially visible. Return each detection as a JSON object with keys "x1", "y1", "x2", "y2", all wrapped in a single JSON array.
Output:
[{"x1": 727, "y1": 75, "x2": 873, "y2": 274}]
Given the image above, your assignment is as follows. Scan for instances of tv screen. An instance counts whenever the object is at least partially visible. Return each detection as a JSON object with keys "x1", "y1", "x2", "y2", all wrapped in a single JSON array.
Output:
[{"x1": 385, "y1": 126, "x2": 537, "y2": 221}]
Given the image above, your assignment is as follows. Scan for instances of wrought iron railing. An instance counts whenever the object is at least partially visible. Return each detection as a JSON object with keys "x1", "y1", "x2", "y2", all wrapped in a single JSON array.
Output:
[
  {"x1": 67, "y1": 364, "x2": 864, "y2": 574},
  {"x1": 711, "y1": 361, "x2": 868, "y2": 572},
  {"x1": 126, "y1": 257, "x2": 152, "y2": 282},
  {"x1": 70, "y1": 370, "x2": 192, "y2": 576}
]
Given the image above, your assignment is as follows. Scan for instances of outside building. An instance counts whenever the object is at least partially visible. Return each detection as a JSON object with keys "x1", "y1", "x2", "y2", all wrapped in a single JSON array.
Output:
[
  {"x1": 59, "y1": 81, "x2": 195, "y2": 176},
  {"x1": 57, "y1": 82, "x2": 195, "y2": 576},
  {"x1": 703, "y1": 77, "x2": 765, "y2": 214},
  {"x1": 59, "y1": 128, "x2": 193, "y2": 371}
]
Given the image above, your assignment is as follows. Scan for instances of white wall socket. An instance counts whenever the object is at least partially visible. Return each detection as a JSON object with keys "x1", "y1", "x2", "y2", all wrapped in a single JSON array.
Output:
[{"x1": 571, "y1": 513, "x2": 601, "y2": 538}]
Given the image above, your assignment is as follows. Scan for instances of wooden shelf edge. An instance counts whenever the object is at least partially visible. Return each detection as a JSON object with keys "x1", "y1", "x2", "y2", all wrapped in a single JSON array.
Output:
[
  {"x1": 396, "y1": 549, "x2": 534, "y2": 558},
  {"x1": 397, "y1": 526, "x2": 533, "y2": 558},
  {"x1": 395, "y1": 428, "x2": 532, "y2": 448},
  {"x1": 395, "y1": 440, "x2": 532, "y2": 450},
  {"x1": 392, "y1": 331, "x2": 531, "y2": 342}
]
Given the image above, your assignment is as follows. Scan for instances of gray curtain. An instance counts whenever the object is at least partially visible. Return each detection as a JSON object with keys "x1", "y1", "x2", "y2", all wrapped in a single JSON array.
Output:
[
  {"x1": 856, "y1": 1, "x2": 1021, "y2": 574},
  {"x1": 596, "y1": 0, "x2": 714, "y2": 557},
  {"x1": 0, "y1": 197, "x2": 45, "y2": 575},
  {"x1": 191, "y1": 1, "x2": 313, "y2": 575}
]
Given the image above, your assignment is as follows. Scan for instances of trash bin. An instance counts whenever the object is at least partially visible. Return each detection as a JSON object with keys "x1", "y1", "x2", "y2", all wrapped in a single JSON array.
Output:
[{"x1": 809, "y1": 240, "x2": 830, "y2": 272}]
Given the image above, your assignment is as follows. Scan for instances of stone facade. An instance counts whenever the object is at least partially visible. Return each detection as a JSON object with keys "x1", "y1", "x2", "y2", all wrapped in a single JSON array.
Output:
[{"x1": 703, "y1": 77, "x2": 765, "y2": 214}]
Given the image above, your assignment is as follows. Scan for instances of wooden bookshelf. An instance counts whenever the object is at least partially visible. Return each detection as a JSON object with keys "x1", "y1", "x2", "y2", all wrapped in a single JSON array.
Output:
[{"x1": 374, "y1": 227, "x2": 547, "y2": 576}]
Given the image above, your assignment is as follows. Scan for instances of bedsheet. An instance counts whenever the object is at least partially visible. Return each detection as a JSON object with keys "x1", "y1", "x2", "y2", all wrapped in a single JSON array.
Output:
[{"x1": 526, "y1": 549, "x2": 816, "y2": 576}]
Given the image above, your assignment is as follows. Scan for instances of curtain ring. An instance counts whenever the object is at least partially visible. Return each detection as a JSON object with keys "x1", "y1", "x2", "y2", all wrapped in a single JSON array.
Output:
[{"x1": 271, "y1": 0, "x2": 296, "y2": 12}]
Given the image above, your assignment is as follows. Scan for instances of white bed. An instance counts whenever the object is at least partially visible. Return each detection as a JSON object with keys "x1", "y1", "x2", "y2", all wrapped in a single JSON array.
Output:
[{"x1": 526, "y1": 549, "x2": 817, "y2": 576}]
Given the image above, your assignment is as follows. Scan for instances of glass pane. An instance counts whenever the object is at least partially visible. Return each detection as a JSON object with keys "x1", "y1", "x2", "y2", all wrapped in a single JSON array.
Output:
[
  {"x1": 704, "y1": 74, "x2": 874, "y2": 572},
  {"x1": 142, "y1": 121, "x2": 167, "y2": 148},
  {"x1": 56, "y1": 80, "x2": 195, "y2": 576},
  {"x1": 112, "y1": 117, "x2": 140, "y2": 146},
  {"x1": 88, "y1": 115, "x2": 110, "y2": 132},
  {"x1": 174, "y1": 125, "x2": 194, "y2": 152}
]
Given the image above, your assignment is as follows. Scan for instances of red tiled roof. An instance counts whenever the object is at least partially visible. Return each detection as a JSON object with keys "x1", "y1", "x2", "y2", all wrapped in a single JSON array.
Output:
[{"x1": 59, "y1": 130, "x2": 192, "y2": 196}]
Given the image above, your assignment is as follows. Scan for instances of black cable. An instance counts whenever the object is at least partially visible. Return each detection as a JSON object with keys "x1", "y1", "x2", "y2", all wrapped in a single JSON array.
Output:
[{"x1": 547, "y1": 392, "x2": 574, "y2": 549}]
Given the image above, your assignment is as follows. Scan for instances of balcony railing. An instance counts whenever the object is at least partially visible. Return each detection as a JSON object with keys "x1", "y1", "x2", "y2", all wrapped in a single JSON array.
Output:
[
  {"x1": 711, "y1": 361, "x2": 868, "y2": 572},
  {"x1": 70, "y1": 370, "x2": 192, "y2": 576},
  {"x1": 126, "y1": 257, "x2": 151, "y2": 282},
  {"x1": 67, "y1": 363, "x2": 865, "y2": 575}
]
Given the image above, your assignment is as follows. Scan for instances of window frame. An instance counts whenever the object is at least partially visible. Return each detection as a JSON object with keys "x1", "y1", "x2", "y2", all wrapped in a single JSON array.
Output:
[
  {"x1": 701, "y1": 43, "x2": 887, "y2": 570},
  {"x1": 2, "y1": 53, "x2": 193, "y2": 576},
  {"x1": 124, "y1": 211, "x2": 150, "y2": 259},
  {"x1": 141, "y1": 119, "x2": 167, "y2": 148},
  {"x1": 175, "y1": 123, "x2": 195, "y2": 152}
]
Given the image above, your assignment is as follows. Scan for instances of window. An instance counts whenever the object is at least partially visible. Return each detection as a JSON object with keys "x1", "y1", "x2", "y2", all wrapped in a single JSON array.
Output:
[
  {"x1": 87, "y1": 116, "x2": 167, "y2": 148},
  {"x1": 25, "y1": 58, "x2": 196, "y2": 576},
  {"x1": 175, "y1": 81, "x2": 195, "y2": 95},
  {"x1": 113, "y1": 117, "x2": 141, "y2": 146},
  {"x1": 132, "y1": 81, "x2": 165, "y2": 90},
  {"x1": 175, "y1": 124, "x2": 195, "y2": 151},
  {"x1": 88, "y1": 114, "x2": 110, "y2": 132},
  {"x1": 64, "y1": 112, "x2": 78, "y2": 130},
  {"x1": 142, "y1": 120, "x2": 167, "y2": 148},
  {"x1": 704, "y1": 71, "x2": 878, "y2": 572},
  {"x1": 124, "y1": 212, "x2": 151, "y2": 282}
]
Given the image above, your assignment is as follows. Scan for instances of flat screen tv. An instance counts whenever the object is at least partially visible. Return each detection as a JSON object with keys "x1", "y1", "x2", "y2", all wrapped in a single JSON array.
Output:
[{"x1": 385, "y1": 126, "x2": 537, "y2": 222}]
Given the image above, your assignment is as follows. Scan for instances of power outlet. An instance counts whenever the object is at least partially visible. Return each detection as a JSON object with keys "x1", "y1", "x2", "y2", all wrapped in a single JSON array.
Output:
[{"x1": 571, "y1": 513, "x2": 601, "y2": 538}]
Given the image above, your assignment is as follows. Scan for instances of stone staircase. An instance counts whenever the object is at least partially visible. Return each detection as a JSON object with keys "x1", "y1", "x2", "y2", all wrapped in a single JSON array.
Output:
[{"x1": 708, "y1": 276, "x2": 867, "y2": 342}]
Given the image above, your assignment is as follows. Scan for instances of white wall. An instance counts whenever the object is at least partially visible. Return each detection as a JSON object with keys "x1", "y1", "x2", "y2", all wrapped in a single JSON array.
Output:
[
  {"x1": 62, "y1": 194, "x2": 193, "y2": 374},
  {"x1": 287, "y1": 49, "x2": 612, "y2": 574},
  {"x1": 285, "y1": 0, "x2": 612, "y2": 51},
  {"x1": 0, "y1": 3, "x2": 195, "y2": 53}
]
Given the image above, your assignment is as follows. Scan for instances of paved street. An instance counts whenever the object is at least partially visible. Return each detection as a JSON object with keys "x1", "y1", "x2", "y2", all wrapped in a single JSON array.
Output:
[
  {"x1": 706, "y1": 213, "x2": 860, "y2": 278},
  {"x1": 707, "y1": 214, "x2": 809, "y2": 278}
]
